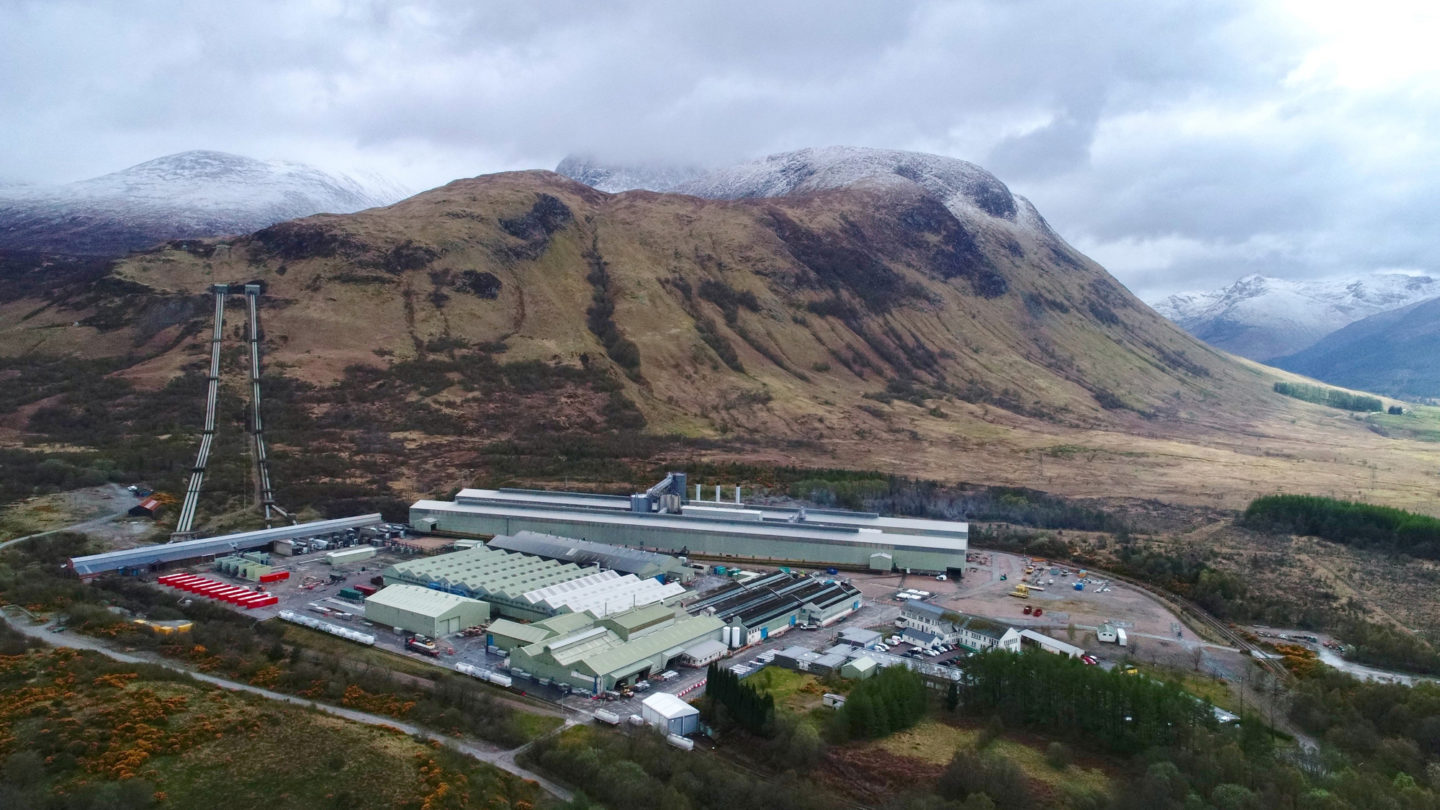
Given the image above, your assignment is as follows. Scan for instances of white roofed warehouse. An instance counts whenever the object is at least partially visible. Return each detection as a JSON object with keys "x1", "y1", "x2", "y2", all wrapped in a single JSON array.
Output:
[
  {"x1": 363, "y1": 584, "x2": 490, "y2": 637},
  {"x1": 641, "y1": 692, "x2": 700, "y2": 736}
]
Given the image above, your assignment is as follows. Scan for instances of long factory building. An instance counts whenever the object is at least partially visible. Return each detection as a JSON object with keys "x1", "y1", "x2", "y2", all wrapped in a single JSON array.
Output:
[
  {"x1": 409, "y1": 476, "x2": 968, "y2": 573},
  {"x1": 68, "y1": 515, "x2": 383, "y2": 578}
]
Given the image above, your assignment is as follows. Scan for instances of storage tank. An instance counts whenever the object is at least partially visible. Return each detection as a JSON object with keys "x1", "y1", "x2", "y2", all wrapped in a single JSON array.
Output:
[
  {"x1": 594, "y1": 709, "x2": 621, "y2": 725},
  {"x1": 666, "y1": 734, "x2": 695, "y2": 751}
]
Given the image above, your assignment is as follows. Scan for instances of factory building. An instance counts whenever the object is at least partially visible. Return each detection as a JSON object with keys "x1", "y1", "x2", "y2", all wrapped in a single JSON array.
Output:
[
  {"x1": 381, "y1": 545, "x2": 682, "y2": 622},
  {"x1": 407, "y1": 474, "x2": 967, "y2": 573},
  {"x1": 68, "y1": 514, "x2": 383, "y2": 578},
  {"x1": 505, "y1": 605, "x2": 724, "y2": 694},
  {"x1": 898, "y1": 601, "x2": 1022, "y2": 653},
  {"x1": 486, "y1": 531, "x2": 692, "y2": 582},
  {"x1": 363, "y1": 584, "x2": 491, "y2": 637},
  {"x1": 487, "y1": 611, "x2": 597, "y2": 652},
  {"x1": 685, "y1": 570, "x2": 863, "y2": 647}
]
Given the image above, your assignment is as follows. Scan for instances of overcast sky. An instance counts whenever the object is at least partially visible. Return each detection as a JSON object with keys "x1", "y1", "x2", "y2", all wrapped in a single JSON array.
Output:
[{"x1": 3, "y1": 0, "x2": 1437, "y2": 299}]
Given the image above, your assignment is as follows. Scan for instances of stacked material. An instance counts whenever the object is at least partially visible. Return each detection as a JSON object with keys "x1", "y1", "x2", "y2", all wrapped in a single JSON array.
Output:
[{"x1": 157, "y1": 573, "x2": 278, "y2": 608}]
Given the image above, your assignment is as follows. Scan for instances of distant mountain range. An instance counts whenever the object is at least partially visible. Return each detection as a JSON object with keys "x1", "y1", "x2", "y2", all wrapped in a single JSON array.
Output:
[
  {"x1": 1149, "y1": 272, "x2": 1440, "y2": 361},
  {"x1": 0, "y1": 150, "x2": 407, "y2": 255},
  {"x1": 1274, "y1": 296, "x2": 1440, "y2": 401}
]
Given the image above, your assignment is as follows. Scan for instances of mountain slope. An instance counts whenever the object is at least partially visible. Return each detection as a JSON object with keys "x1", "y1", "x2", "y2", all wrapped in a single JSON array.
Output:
[
  {"x1": 2, "y1": 151, "x2": 1436, "y2": 514},
  {"x1": 1275, "y1": 296, "x2": 1440, "y2": 400},
  {"x1": 0, "y1": 151, "x2": 406, "y2": 255},
  {"x1": 1151, "y1": 273, "x2": 1440, "y2": 361}
]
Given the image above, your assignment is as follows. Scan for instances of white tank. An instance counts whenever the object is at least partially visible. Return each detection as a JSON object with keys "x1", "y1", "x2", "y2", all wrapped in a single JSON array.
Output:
[{"x1": 667, "y1": 734, "x2": 695, "y2": 751}]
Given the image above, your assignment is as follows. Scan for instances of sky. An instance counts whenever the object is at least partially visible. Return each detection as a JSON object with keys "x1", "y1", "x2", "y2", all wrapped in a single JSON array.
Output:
[{"x1": 2, "y1": 0, "x2": 1438, "y2": 299}]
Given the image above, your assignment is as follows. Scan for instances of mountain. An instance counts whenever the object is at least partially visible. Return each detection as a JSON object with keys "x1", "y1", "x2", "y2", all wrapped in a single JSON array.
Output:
[
  {"x1": 1150, "y1": 272, "x2": 1440, "y2": 361},
  {"x1": 554, "y1": 155, "x2": 702, "y2": 194},
  {"x1": 4, "y1": 147, "x2": 1438, "y2": 515},
  {"x1": 1275, "y1": 296, "x2": 1440, "y2": 401},
  {"x1": 0, "y1": 150, "x2": 407, "y2": 255}
]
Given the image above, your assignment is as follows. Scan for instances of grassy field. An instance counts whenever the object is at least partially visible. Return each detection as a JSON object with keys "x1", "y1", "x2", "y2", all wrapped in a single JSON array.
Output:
[
  {"x1": 0, "y1": 644, "x2": 549, "y2": 809},
  {"x1": 1132, "y1": 663, "x2": 1242, "y2": 714},
  {"x1": 875, "y1": 720, "x2": 1113, "y2": 799},
  {"x1": 1367, "y1": 407, "x2": 1440, "y2": 442}
]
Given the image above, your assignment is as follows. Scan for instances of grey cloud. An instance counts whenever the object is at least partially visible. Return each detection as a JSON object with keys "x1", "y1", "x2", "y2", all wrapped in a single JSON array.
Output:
[{"x1": 0, "y1": 0, "x2": 1435, "y2": 300}]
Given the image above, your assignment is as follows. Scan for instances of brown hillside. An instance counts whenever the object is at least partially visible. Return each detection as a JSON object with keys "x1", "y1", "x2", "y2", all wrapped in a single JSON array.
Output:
[{"x1": 3, "y1": 169, "x2": 1436, "y2": 513}]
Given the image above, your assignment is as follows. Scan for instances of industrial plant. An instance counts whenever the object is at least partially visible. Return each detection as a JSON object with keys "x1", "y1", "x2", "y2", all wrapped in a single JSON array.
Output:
[{"x1": 409, "y1": 472, "x2": 969, "y2": 573}]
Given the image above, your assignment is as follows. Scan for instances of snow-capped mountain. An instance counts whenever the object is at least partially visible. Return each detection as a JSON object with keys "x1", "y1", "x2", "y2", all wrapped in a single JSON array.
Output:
[
  {"x1": 0, "y1": 150, "x2": 408, "y2": 255},
  {"x1": 1149, "y1": 272, "x2": 1440, "y2": 361},
  {"x1": 554, "y1": 155, "x2": 702, "y2": 194},
  {"x1": 560, "y1": 146, "x2": 1057, "y2": 238}
]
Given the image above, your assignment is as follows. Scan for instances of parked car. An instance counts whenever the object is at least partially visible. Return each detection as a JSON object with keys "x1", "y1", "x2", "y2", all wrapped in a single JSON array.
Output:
[{"x1": 1081, "y1": 654, "x2": 1099, "y2": 665}]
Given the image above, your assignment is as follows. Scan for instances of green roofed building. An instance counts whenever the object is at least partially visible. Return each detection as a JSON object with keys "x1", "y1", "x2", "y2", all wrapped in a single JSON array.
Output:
[
  {"x1": 506, "y1": 606, "x2": 723, "y2": 694},
  {"x1": 382, "y1": 545, "x2": 592, "y2": 621},
  {"x1": 363, "y1": 584, "x2": 490, "y2": 637},
  {"x1": 487, "y1": 611, "x2": 598, "y2": 652}
]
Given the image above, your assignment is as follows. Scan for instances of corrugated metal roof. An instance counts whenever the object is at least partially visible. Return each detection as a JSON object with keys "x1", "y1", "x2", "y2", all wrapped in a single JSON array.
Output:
[
  {"x1": 683, "y1": 639, "x2": 727, "y2": 659},
  {"x1": 365, "y1": 584, "x2": 486, "y2": 617},
  {"x1": 69, "y1": 514, "x2": 382, "y2": 576},
  {"x1": 413, "y1": 497, "x2": 967, "y2": 553},
  {"x1": 579, "y1": 615, "x2": 723, "y2": 676},
  {"x1": 454, "y1": 488, "x2": 969, "y2": 542},
  {"x1": 487, "y1": 618, "x2": 552, "y2": 645},
  {"x1": 603, "y1": 603, "x2": 677, "y2": 632},
  {"x1": 488, "y1": 531, "x2": 682, "y2": 576},
  {"x1": 385, "y1": 546, "x2": 590, "y2": 601}
]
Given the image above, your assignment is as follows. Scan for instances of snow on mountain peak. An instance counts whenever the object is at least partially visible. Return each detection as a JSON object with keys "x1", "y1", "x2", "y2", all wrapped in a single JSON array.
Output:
[
  {"x1": 1149, "y1": 271, "x2": 1440, "y2": 361},
  {"x1": 0, "y1": 150, "x2": 409, "y2": 255},
  {"x1": 559, "y1": 146, "x2": 1052, "y2": 238},
  {"x1": 554, "y1": 155, "x2": 703, "y2": 194}
]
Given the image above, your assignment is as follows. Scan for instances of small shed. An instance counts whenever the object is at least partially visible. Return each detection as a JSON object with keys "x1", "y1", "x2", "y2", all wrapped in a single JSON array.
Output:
[
  {"x1": 681, "y1": 639, "x2": 727, "y2": 667},
  {"x1": 641, "y1": 692, "x2": 700, "y2": 736},
  {"x1": 841, "y1": 656, "x2": 879, "y2": 680},
  {"x1": 129, "y1": 498, "x2": 163, "y2": 519},
  {"x1": 836, "y1": 627, "x2": 882, "y2": 649}
]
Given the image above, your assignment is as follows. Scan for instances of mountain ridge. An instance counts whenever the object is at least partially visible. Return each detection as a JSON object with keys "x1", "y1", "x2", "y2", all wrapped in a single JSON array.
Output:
[
  {"x1": 1275, "y1": 296, "x2": 1440, "y2": 401},
  {"x1": 2, "y1": 149, "x2": 1437, "y2": 514},
  {"x1": 0, "y1": 150, "x2": 407, "y2": 255},
  {"x1": 1150, "y1": 271, "x2": 1440, "y2": 361}
]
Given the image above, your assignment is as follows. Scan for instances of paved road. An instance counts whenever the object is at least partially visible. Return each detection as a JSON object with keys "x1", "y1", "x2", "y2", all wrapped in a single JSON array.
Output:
[
  {"x1": 0, "y1": 484, "x2": 133, "y2": 550},
  {"x1": 0, "y1": 614, "x2": 574, "y2": 800}
]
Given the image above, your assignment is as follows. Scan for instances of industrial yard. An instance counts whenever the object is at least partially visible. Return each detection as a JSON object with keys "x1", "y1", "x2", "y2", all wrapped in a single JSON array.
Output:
[{"x1": 45, "y1": 464, "x2": 1272, "y2": 791}]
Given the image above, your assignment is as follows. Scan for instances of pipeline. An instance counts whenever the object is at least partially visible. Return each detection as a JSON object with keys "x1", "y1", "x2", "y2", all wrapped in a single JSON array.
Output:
[
  {"x1": 245, "y1": 285, "x2": 292, "y2": 526},
  {"x1": 175, "y1": 285, "x2": 227, "y2": 536}
]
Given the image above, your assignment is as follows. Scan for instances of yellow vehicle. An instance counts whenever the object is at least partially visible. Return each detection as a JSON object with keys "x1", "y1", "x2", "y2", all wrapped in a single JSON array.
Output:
[{"x1": 1008, "y1": 583, "x2": 1031, "y2": 599}]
